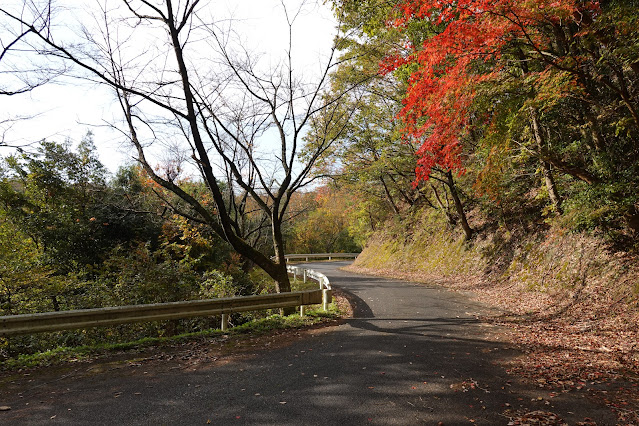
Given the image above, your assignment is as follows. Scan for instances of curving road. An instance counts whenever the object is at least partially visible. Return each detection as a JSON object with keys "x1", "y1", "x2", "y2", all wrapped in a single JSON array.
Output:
[{"x1": 0, "y1": 261, "x2": 615, "y2": 425}]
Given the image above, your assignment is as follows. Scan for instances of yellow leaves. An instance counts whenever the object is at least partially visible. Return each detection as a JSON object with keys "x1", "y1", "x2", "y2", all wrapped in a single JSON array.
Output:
[
  {"x1": 525, "y1": 69, "x2": 581, "y2": 112},
  {"x1": 288, "y1": 186, "x2": 359, "y2": 254}
]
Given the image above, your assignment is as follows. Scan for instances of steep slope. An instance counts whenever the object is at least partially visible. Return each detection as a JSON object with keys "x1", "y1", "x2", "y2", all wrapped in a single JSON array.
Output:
[{"x1": 348, "y1": 211, "x2": 639, "y2": 423}]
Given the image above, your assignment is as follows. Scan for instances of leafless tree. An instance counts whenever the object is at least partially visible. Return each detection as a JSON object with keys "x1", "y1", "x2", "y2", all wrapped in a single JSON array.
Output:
[
  {"x1": 0, "y1": 1, "x2": 68, "y2": 96},
  {"x1": 0, "y1": 0, "x2": 356, "y2": 293}
]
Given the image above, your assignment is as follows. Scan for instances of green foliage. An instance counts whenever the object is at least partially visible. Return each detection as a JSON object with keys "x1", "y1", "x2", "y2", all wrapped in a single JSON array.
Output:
[
  {"x1": 0, "y1": 135, "x2": 283, "y2": 358},
  {"x1": 199, "y1": 270, "x2": 239, "y2": 299},
  {"x1": 558, "y1": 183, "x2": 633, "y2": 237},
  {"x1": 286, "y1": 187, "x2": 361, "y2": 254},
  {"x1": 0, "y1": 214, "x2": 52, "y2": 315},
  {"x1": 0, "y1": 135, "x2": 166, "y2": 272},
  {"x1": 94, "y1": 244, "x2": 200, "y2": 305}
]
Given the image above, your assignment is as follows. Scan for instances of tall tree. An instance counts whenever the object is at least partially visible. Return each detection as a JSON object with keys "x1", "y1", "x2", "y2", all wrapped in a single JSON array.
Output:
[
  {"x1": 1, "y1": 0, "x2": 356, "y2": 293},
  {"x1": 314, "y1": 0, "x2": 474, "y2": 238},
  {"x1": 381, "y1": 0, "x2": 639, "y2": 233}
]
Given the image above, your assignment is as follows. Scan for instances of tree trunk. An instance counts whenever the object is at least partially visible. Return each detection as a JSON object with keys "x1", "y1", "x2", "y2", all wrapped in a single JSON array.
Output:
[
  {"x1": 271, "y1": 218, "x2": 292, "y2": 294},
  {"x1": 540, "y1": 160, "x2": 563, "y2": 214},
  {"x1": 379, "y1": 176, "x2": 399, "y2": 216},
  {"x1": 529, "y1": 107, "x2": 563, "y2": 214},
  {"x1": 583, "y1": 109, "x2": 605, "y2": 152},
  {"x1": 380, "y1": 175, "x2": 400, "y2": 215},
  {"x1": 51, "y1": 295, "x2": 60, "y2": 312},
  {"x1": 431, "y1": 183, "x2": 457, "y2": 226},
  {"x1": 270, "y1": 214, "x2": 295, "y2": 315},
  {"x1": 445, "y1": 171, "x2": 473, "y2": 241}
]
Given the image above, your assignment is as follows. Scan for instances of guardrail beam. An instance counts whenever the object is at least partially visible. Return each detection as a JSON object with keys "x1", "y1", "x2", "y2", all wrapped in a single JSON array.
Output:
[
  {"x1": 283, "y1": 253, "x2": 359, "y2": 262},
  {"x1": 1, "y1": 253, "x2": 345, "y2": 337},
  {"x1": 0, "y1": 290, "x2": 323, "y2": 337}
]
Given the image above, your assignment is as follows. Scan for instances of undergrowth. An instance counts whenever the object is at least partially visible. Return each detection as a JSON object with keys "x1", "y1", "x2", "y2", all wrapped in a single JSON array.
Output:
[
  {"x1": 0, "y1": 267, "x2": 331, "y2": 363},
  {"x1": 1, "y1": 305, "x2": 341, "y2": 371}
]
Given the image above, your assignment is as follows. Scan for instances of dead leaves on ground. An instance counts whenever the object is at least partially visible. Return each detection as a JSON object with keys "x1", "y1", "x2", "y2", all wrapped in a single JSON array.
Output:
[
  {"x1": 505, "y1": 410, "x2": 598, "y2": 425},
  {"x1": 346, "y1": 264, "x2": 639, "y2": 423}
]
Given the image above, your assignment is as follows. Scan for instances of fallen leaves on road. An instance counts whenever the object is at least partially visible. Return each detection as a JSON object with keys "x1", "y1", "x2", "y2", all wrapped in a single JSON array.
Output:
[
  {"x1": 348, "y1": 249, "x2": 639, "y2": 424},
  {"x1": 505, "y1": 410, "x2": 599, "y2": 426},
  {"x1": 506, "y1": 410, "x2": 567, "y2": 425}
]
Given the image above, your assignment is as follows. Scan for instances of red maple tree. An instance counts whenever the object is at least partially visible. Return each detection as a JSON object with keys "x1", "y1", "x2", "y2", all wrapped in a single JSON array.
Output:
[{"x1": 382, "y1": 0, "x2": 599, "y2": 183}]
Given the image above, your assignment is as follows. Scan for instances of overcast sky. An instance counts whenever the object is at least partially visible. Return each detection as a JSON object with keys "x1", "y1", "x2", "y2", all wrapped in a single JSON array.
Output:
[{"x1": 0, "y1": 0, "x2": 338, "y2": 174}]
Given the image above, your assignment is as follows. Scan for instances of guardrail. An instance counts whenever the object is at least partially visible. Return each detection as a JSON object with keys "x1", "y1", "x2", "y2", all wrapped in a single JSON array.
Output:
[
  {"x1": 0, "y1": 264, "x2": 333, "y2": 337},
  {"x1": 285, "y1": 253, "x2": 359, "y2": 262},
  {"x1": 286, "y1": 264, "x2": 332, "y2": 317},
  {"x1": 287, "y1": 265, "x2": 330, "y2": 288}
]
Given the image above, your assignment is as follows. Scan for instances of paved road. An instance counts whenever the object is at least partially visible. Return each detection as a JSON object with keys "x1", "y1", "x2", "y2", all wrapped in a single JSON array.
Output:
[{"x1": 0, "y1": 262, "x2": 615, "y2": 425}]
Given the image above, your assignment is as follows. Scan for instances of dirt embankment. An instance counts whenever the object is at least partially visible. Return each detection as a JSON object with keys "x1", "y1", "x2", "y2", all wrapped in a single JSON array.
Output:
[{"x1": 348, "y1": 216, "x2": 639, "y2": 423}]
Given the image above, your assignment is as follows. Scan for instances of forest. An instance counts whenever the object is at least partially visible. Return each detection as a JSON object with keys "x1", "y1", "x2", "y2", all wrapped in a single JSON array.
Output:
[
  {"x1": 0, "y1": 132, "x2": 360, "y2": 354},
  {"x1": 0, "y1": 0, "x2": 638, "y2": 365},
  {"x1": 323, "y1": 0, "x2": 639, "y2": 241}
]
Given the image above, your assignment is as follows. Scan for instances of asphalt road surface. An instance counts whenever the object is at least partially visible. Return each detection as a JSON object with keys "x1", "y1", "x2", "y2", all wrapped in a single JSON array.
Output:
[{"x1": 0, "y1": 261, "x2": 616, "y2": 425}]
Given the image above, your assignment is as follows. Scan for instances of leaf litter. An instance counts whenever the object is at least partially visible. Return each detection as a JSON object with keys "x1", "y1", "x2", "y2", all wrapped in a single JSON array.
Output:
[{"x1": 347, "y1": 239, "x2": 639, "y2": 425}]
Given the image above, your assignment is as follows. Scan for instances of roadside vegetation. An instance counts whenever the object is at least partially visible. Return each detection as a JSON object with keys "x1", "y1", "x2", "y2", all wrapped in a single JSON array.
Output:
[
  {"x1": 1, "y1": 0, "x2": 639, "y2": 421},
  {"x1": 1, "y1": 306, "x2": 341, "y2": 372},
  {"x1": 0, "y1": 135, "x2": 357, "y2": 362}
]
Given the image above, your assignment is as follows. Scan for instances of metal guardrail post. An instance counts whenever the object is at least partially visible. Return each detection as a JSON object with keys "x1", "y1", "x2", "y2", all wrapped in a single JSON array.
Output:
[
  {"x1": 322, "y1": 289, "x2": 331, "y2": 311},
  {"x1": 221, "y1": 313, "x2": 229, "y2": 331}
]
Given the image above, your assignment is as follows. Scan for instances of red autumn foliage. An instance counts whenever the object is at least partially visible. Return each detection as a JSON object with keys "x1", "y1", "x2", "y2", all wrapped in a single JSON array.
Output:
[{"x1": 381, "y1": 0, "x2": 600, "y2": 183}]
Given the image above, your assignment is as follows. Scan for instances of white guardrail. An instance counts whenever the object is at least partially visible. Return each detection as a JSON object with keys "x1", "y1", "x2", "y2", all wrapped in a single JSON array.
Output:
[
  {"x1": 286, "y1": 264, "x2": 333, "y2": 317},
  {"x1": 284, "y1": 253, "x2": 359, "y2": 262},
  {"x1": 0, "y1": 255, "x2": 355, "y2": 337}
]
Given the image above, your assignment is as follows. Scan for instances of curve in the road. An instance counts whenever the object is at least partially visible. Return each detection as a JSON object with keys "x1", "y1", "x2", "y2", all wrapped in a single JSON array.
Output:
[{"x1": 0, "y1": 261, "x2": 617, "y2": 425}]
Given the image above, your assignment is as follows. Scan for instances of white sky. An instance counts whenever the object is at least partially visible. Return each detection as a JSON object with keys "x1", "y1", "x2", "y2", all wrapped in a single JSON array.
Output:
[{"x1": 0, "y1": 0, "x2": 338, "y2": 174}]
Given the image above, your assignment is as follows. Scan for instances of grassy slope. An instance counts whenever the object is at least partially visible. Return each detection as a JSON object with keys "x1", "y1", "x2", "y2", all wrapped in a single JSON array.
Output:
[{"x1": 348, "y1": 211, "x2": 639, "y2": 422}]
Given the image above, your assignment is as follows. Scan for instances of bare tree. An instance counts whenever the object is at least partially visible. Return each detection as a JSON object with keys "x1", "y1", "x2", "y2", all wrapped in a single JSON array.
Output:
[
  {"x1": 0, "y1": 0, "x2": 355, "y2": 293},
  {"x1": 1, "y1": 1, "x2": 67, "y2": 150},
  {"x1": 0, "y1": 1, "x2": 68, "y2": 96}
]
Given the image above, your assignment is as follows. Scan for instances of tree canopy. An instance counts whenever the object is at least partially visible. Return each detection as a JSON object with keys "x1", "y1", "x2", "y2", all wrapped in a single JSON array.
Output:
[{"x1": 322, "y1": 0, "x2": 639, "y2": 240}]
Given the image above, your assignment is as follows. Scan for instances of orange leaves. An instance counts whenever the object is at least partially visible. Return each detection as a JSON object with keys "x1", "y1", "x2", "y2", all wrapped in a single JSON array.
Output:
[{"x1": 382, "y1": 0, "x2": 590, "y2": 183}]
